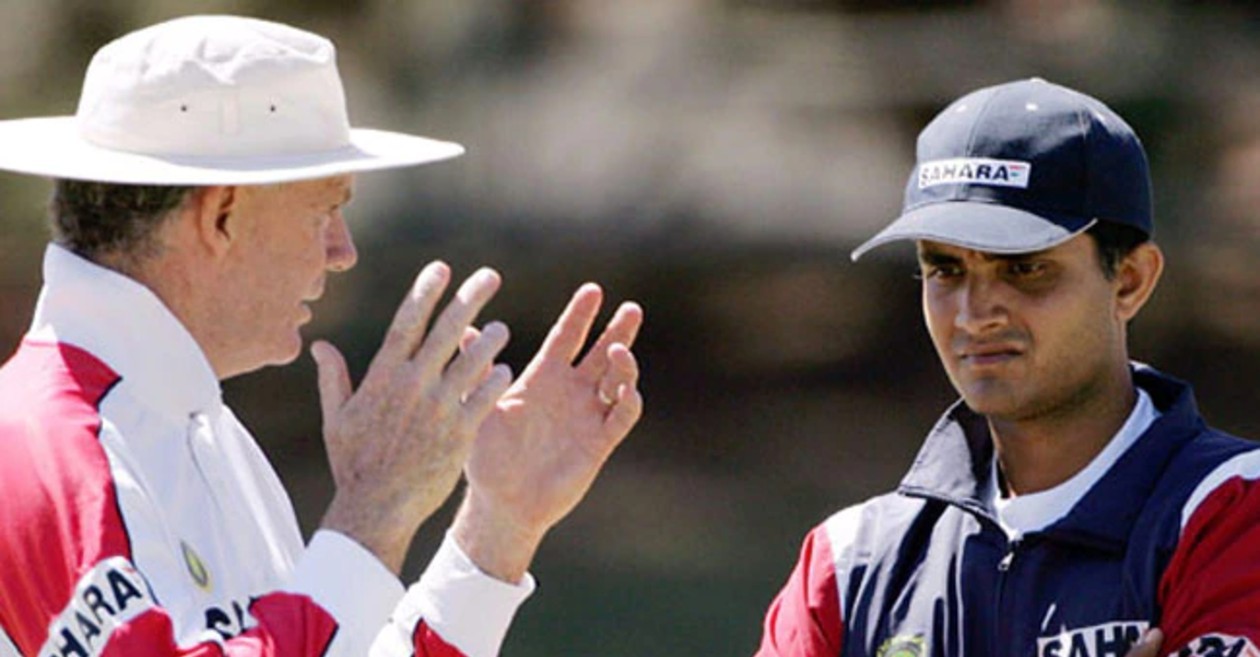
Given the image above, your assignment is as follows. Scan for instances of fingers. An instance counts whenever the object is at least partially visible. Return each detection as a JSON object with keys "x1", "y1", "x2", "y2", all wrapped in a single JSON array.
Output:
[
  {"x1": 538, "y1": 283, "x2": 604, "y2": 364},
  {"x1": 311, "y1": 340, "x2": 352, "y2": 426},
  {"x1": 461, "y1": 364, "x2": 514, "y2": 422},
  {"x1": 597, "y1": 343, "x2": 639, "y2": 407},
  {"x1": 445, "y1": 321, "x2": 511, "y2": 399},
  {"x1": 577, "y1": 300, "x2": 644, "y2": 379},
  {"x1": 600, "y1": 343, "x2": 642, "y2": 439},
  {"x1": 376, "y1": 263, "x2": 502, "y2": 371},
  {"x1": 377, "y1": 262, "x2": 452, "y2": 364},
  {"x1": 460, "y1": 326, "x2": 481, "y2": 353},
  {"x1": 1124, "y1": 629, "x2": 1162, "y2": 657},
  {"x1": 604, "y1": 383, "x2": 643, "y2": 443},
  {"x1": 411, "y1": 268, "x2": 503, "y2": 378}
]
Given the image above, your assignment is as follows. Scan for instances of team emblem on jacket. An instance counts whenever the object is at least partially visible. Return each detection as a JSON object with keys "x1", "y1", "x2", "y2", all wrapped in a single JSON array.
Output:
[
  {"x1": 181, "y1": 540, "x2": 211, "y2": 591},
  {"x1": 1174, "y1": 634, "x2": 1260, "y2": 657},
  {"x1": 876, "y1": 635, "x2": 925, "y2": 657},
  {"x1": 1036, "y1": 621, "x2": 1148, "y2": 657}
]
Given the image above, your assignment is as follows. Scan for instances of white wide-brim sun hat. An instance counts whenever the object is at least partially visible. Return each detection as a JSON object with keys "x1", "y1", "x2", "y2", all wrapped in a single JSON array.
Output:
[{"x1": 0, "y1": 15, "x2": 464, "y2": 185}]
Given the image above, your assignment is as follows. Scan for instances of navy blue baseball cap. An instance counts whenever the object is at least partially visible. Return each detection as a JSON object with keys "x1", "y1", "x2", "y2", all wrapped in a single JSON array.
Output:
[{"x1": 851, "y1": 78, "x2": 1152, "y2": 260}]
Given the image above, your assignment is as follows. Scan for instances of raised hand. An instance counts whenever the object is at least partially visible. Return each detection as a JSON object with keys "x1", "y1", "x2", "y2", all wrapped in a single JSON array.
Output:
[
  {"x1": 313, "y1": 262, "x2": 514, "y2": 573},
  {"x1": 1125, "y1": 629, "x2": 1163, "y2": 657},
  {"x1": 452, "y1": 283, "x2": 644, "y2": 582}
]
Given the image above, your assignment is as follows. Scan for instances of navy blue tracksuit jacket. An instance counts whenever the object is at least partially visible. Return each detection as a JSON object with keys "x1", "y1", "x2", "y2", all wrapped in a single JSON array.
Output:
[{"x1": 758, "y1": 366, "x2": 1260, "y2": 657}]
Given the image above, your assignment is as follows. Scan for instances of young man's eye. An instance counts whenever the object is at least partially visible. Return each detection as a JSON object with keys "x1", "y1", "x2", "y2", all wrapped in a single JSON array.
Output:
[
  {"x1": 916, "y1": 265, "x2": 963, "y2": 281},
  {"x1": 1008, "y1": 261, "x2": 1047, "y2": 277}
]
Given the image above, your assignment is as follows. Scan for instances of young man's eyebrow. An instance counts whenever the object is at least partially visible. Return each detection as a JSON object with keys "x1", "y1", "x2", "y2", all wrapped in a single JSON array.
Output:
[
  {"x1": 916, "y1": 247, "x2": 1050, "y2": 265},
  {"x1": 916, "y1": 248, "x2": 961, "y2": 266},
  {"x1": 987, "y1": 250, "x2": 1050, "y2": 263}
]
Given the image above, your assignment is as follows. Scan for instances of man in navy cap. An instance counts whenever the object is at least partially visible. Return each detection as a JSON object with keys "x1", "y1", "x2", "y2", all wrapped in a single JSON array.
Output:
[{"x1": 755, "y1": 79, "x2": 1260, "y2": 657}]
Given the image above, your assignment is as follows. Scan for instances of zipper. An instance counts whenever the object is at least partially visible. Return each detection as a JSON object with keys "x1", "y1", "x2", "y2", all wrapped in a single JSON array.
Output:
[
  {"x1": 997, "y1": 538, "x2": 1021, "y2": 572},
  {"x1": 995, "y1": 537, "x2": 1022, "y2": 655}
]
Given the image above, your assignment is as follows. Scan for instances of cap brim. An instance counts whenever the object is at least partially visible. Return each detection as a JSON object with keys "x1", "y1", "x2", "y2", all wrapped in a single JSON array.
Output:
[
  {"x1": 850, "y1": 200, "x2": 1096, "y2": 261},
  {"x1": 0, "y1": 117, "x2": 464, "y2": 185}
]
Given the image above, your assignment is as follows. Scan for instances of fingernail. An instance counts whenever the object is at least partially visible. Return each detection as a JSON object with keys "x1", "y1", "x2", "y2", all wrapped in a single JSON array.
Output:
[
  {"x1": 483, "y1": 321, "x2": 509, "y2": 342},
  {"x1": 425, "y1": 261, "x2": 450, "y2": 280}
]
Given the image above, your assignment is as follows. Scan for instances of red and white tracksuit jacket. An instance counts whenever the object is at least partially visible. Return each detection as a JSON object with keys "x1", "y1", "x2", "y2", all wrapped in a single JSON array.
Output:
[
  {"x1": 0, "y1": 245, "x2": 533, "y2": 657},
  {"x1": 757, "y1": 366, "x2": 1260, "y2": 657}
]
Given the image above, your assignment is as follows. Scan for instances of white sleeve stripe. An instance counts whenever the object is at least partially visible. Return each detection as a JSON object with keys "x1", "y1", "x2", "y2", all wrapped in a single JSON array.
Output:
[
  {"x1": 1181, "y1": 450, "x2": 1260, "y2": 531},
  {"x1": 1, "y1": 625, "x2": 20, "y2": 657},
  {"x1": 822, "y1": 504, "x2": 864, "y2": 623}
]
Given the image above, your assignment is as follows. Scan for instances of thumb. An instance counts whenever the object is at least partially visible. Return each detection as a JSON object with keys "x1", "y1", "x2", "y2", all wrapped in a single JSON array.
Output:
[
  {"x1": 1125, "y1": 628, "x2": 1163, "y2": 657},
  {"x1": 311, "y1": 340, "x2": 353, "y2": 425}
]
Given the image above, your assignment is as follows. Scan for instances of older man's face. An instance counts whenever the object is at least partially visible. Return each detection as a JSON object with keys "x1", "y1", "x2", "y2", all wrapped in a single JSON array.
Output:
[{"x1": 220, "y1": 174, "x2": 357, "y2": 373}]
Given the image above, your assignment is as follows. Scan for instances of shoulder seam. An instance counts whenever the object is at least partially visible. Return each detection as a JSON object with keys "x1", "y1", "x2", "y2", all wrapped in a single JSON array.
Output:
[{"x1": 1181, "y1": 448, "x2": 1260, "y2": 531}]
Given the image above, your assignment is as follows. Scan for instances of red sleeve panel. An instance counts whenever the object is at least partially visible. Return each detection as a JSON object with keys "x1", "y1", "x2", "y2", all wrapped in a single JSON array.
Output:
[
  {"x1": 412, "y1": 622, "x2": 463, "y2": 657},
  {"x1": 756, "y1": 522, "x2": 845, "y2": 657},
  {"x1": 0, "y1": 342, "x2": 336, "y2": 657},
  {"x1": 1158, "y1": 450, "x2": 1260, "y2": 656}
]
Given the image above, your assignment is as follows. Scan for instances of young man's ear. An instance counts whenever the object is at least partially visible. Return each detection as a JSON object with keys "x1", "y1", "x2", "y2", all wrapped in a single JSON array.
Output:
[
  {"x1": 188, "y1": 186, "x2": 239, "y2": 258},
  {"x1": 1114, "y1": 242, "x2": 1164, "y2": 322}
]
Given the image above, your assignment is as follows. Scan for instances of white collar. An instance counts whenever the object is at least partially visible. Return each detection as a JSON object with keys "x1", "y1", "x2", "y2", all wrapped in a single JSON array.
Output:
[
  {"x1": 989, "y1": 387, "x2": 1159, "y2": 540},
  {"x1": 28, "y1": 243, "x2": 222, "y2": 421}
]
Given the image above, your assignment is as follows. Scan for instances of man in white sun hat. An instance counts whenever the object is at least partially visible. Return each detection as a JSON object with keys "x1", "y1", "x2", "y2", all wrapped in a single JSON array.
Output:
[
  {"x1": 0, "y1": 14, "x2": 642, "y2": 657},
  {"x1": 756, "y1": 79, "x2": 1260, "y2": 657}
]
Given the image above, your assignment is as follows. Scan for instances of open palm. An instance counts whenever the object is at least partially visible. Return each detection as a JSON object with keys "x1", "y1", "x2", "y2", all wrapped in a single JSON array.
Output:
[{"x1": 456, "y1": 283, "x2": 643, "y2": 581}]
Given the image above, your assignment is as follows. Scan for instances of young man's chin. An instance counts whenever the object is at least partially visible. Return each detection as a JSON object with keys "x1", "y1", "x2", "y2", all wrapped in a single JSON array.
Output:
[{"x1": 956, "y1": 381, "x2": 1027, "y2": 419}]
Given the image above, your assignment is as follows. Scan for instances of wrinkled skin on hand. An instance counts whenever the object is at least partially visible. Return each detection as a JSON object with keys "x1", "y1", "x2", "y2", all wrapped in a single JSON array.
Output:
[
  {"x1": 453, "y1": 283, "x2": 644, "y2": 582},
  {"x1": 314, "y1": 262, "x2": 513, "y2": 573}
]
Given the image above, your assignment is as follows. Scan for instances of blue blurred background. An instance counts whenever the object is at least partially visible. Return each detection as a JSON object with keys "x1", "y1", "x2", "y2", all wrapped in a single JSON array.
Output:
[{"x1": 2, "y1": 1, "x2": 1259, "y2": 654}]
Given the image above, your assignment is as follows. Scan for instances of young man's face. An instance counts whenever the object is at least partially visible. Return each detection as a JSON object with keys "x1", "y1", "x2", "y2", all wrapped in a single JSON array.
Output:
[{"x1": 917, "y1": 233, "x2": 1131, "y2": 423}]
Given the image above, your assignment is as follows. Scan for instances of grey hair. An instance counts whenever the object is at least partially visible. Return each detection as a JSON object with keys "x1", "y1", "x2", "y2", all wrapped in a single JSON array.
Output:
[{"x1": 48, "y1": 180, "x2": 194, "y2": 266}]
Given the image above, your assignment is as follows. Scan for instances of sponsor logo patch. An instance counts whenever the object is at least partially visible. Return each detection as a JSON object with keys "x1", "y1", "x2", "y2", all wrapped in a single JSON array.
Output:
[
  {"x1": 39, "y1": 557, "x2": 157, "y2": 657},
  {"x1": 1174, "y1": 633, "x2": 1260, "y2": 657},
  {"x1": 877, "y1": 634, "x2": 926, "y2": 657},
  {"x1": 1037, "y1": 621, "x2": 1148, "y2": 657},
  {"x1": 917, "y1": 157, "x2": 1031, "y2": 189}
]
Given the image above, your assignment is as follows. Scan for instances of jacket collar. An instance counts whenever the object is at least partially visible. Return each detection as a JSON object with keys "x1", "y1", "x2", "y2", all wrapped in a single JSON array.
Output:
[
  {"x1": 27, "y1": 243, "x2": 223, "y2": 422},
  {"x1": 898, "y1": 365, "x2": 1205, "y2": 548}
]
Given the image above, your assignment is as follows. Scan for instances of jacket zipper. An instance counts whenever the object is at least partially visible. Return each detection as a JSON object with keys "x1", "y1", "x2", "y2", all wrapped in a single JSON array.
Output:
[
  {"x1": 995, "y1": 537, "x2": 1022, "y2": 655},
  {"x1": 998, "y1": 538, "x2": 1021, "y2": 572}
]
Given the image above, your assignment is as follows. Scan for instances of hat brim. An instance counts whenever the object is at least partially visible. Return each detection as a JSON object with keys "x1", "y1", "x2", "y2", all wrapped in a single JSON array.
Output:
[
  {"x1": 0, "y1": 116, "x2": 464, "y2": 185},
  {"x1": 849, "y1": 200, "x2": 1096, "y2": 261}
]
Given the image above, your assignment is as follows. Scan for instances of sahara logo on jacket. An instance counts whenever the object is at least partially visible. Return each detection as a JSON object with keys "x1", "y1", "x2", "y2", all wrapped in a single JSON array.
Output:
[
  {"x1": 38, "y1": 557, "x2": 156, "y2": 657},
  {"x1": 1036, "y1": 621, "x2": 1147, "y2": 657}
]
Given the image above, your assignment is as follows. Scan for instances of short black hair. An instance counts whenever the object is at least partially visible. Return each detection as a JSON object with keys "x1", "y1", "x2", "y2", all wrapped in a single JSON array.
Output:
[
  {"x1": 48, "y1": 180, "x2": 193, "y2": 264},
  {"x1": 1087, "y1": 221, "x2": 1149, "y2": 279}
]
